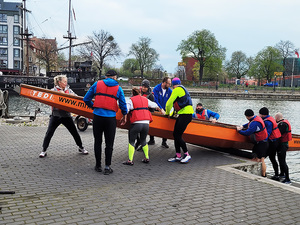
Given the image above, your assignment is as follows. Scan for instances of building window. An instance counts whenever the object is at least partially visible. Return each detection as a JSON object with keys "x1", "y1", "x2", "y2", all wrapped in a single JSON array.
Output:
[
  {"x1": 29, "y1": 56, "x2": 32, "y2": 62},
  {"x1": 14, "y1": 15, "x2": 19, "y2": 23},
  {"x1": 0, "y1": 36, "x2": 7, "y2": 45},
  {"x1": 0, "y1": 14, "x2": 7, "y2": 22},
  {"x1": 0, "y1": 59, "x2": 7, "y2": 68},
  {"x1": 13, "y1": 37, "x2": 20, "y2": 46},
  {"x1": 0, "y1": 48, "x2": 7, "y2": 57},
  {"x1": 13, "y1": 26, "x2": 20, "y2": 35},
  {"x1": 0, "y1": 25, "x2": 8, "y2": 34},
  {"x1": 14, "y1": 60, "x2": 20, "y2": 69},
  {"x1": 14, "y1": 48, "x2": 20, "y2": 57}
]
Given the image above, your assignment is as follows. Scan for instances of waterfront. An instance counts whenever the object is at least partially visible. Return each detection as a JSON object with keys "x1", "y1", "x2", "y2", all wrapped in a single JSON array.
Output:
[{"x1": 6, "y1": 95, "x2": 300, "y2": 182}]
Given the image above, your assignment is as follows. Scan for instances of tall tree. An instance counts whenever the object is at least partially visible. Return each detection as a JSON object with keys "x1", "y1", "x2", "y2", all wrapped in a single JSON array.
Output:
[
  {"x1": 128, "y1": 37, "x2": 159, "y2": 78},
  {"x1": 35, "y1": 38, "x2": 58, "y2": 73},
  {"x1": 249, "y1": 46, "x2": 283, "y2": 85},
  {"x1": 225, "y1": 51, "x2": 251, "y2": 79},
  {"x1": 122, "y1": 58, "x2": 138, "y2": 74},
  {"x1": 275, "y1": 40, "x2": 295, "y2": 86},
  {"x1": 177, "y1": 29, "x2": 226, "y2": 85},
  {"x1": 78, "y1": 30, "x2": 122, "y2": 76}
]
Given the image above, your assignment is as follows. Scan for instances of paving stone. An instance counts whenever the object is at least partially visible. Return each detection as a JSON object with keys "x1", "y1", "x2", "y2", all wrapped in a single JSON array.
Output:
[{"x1": 1, "y1": 125, "x2": 300, "y2": 224}]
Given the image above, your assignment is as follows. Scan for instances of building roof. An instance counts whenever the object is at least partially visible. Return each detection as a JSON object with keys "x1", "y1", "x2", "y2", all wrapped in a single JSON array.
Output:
[{"x1": 0, "y1": 0, "x2": 22, "y2": 12}]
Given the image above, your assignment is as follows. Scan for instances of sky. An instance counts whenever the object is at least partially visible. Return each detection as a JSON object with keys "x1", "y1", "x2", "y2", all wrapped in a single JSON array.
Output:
[{"x1": 16, "y1": 0, "x2": 300, "y2": 74}]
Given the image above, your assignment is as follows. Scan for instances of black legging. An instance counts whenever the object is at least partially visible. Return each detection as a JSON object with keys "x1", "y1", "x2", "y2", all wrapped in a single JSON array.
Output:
[
  {"x1": 173, "y1": 114, "x2": 192, "y2": 154},
  {"x1": 277, "y1": 144, "x2": 290, "y2": 180},
  {"x1": 268, "y1": 140, "x2": 280, "y2": 176},
  {"x1": 93, "y1": 114, "x2": 116, "y2": 167},
  {"x1": 42, "y1": 115, "x2": 83, "y2": 151},
  {"x1": 129, "y1": 123, "x2": 149, "y2": 146}
]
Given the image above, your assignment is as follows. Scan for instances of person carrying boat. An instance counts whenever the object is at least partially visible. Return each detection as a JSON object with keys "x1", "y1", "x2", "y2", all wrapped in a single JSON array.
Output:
[
  {"x1": 258, "y1": 107, "x2": 281, "y2": 181},
  {"x1": 153, "y1": 77, "x2": 172, "y2": 148},
  {"x1": 236, "y1": 109, "x2": 269, "y2": 177},
  {"x1": 274, "y1": 112, "x2": 292, "y2": 184},
  {"x1": 192, "y1": 103, "x2": 220, "y2": 123},
  {"x1": 135, "y1": 79, "x2": 155, "y2": 151},
  {"x1": 83, "y1": 70, "x2": 127, "y2": 175},
  {"x1": 121, "y1": 88, "x2": 160, "y2": 165},
  {"x1": 165, "y1": 77, "x2": 194, "y2": 163},
  {"x1": 39, "y1": 75, "x2": 88, "y2": 158}
]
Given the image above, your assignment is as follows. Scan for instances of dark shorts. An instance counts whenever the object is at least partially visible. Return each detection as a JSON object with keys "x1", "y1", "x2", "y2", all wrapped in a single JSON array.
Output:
[{"x1": 252, "y1": 141, "x2": 269, "y2": 159}]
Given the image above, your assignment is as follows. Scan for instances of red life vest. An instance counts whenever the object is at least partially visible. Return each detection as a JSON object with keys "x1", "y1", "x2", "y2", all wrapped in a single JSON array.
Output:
[
  {"x1": 129, "y1": 95, "x2": 153, "y2": 123},
  {"x1": 93, "y1": 80, "x2": 119, "y2": 112},
  {"x1": 196, "y1": 110, "x2": 206, "y2": 120},
  {"x1": 249, "y1": 116, "x2": 268, "y2": 142},
  {"x1": 279, "y1": 119, "x2": 292, "y2": 142},
  {"x1": 264, "y1": 116, "x2": 281, "y2": 140}
]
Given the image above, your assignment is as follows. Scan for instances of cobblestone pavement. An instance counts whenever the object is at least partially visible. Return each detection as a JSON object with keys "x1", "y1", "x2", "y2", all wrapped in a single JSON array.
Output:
[{"x1": 1, "y1": 123, "x2": 300, "y2": 225}]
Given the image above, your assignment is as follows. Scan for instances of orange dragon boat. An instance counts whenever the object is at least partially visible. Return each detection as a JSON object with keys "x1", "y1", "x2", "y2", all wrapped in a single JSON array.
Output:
[{"x1": 16, "y1": 84, "x2": 300, "y2": 151}]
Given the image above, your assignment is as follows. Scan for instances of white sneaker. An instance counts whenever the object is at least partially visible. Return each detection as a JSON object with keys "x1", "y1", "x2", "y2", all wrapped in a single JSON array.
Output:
[
  {"x1": 39, "y1": 151, "x2": 47, "y2": 158},
  {"x1": 168, "y1": 155, "x2": 182, "y2": 162},
  {"x1": 79, "y1": 147, "x2": 88, "y2": 155},
  {"x1": 180, "y1": 154, "x2": 191, "y2": 163}
]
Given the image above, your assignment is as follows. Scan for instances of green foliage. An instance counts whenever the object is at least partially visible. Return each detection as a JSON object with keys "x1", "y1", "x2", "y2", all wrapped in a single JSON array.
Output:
[
  {"x1": 129, "y1": 37, "x2": 159, "y2": 78},
  {"x1": 225, "y1": 51, "x2": 251, "y2": 79},
  {"x1": 177, "y1": 29, "x2": 226, "y2": 84},
  {"x1": 122, "y1": 58, "x2": 139, "y2": 73},
  {"x1": 249, "y1": 46, "x2": 283, "y2": 85}
]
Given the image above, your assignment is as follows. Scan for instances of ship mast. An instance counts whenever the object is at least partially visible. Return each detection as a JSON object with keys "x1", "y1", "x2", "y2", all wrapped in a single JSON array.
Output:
[
  {"x1": 63, "y1": 0, "x2": 76, "y2": 71},
  {"x1": 21, "y1": 0, "x2": 32, "y2": 75}
]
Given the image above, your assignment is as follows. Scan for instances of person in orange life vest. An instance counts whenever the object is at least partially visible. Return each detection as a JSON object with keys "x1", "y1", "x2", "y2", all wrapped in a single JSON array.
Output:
[
  {"x1": 121, "y1": 88, "x2": 160, "y2": 165},
  {"x1": 236, "y1": 109, "x2": 269, "y2": 177},
  {"x1": 275, "y1": 113, "x2": 292, "y2": 184},
  {"x1": 165, "y1": 77, "x2": 194, "y2": 164},
  {"x1": 153, "y1": 77, "x2": 172, "y2": 148},
  {"x1": 39, "y1": 75, "x2": 88, "y2": 158},
  {"x1": 258, "y1": 107, "x2": 281, "y2": 180},
  {"x1": 83, "y1": 70, "x2": 127, "y2": 175},
  {"x1": 135, "y1": 79, "x2": 155, "y2": 151},
  {"x1": 192, "y1": 103, "x2": 220, "y2": 123}
]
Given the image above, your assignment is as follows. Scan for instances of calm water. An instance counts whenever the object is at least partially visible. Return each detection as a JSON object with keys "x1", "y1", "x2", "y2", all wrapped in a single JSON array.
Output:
[{"x1": 7, "y1": 95, "x2": 300, "y2": 182}]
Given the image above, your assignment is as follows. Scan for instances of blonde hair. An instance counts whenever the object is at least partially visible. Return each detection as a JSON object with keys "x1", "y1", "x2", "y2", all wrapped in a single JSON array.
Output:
[{"x1": 54, "y1": 74, "x2": 67, "y2": 86}]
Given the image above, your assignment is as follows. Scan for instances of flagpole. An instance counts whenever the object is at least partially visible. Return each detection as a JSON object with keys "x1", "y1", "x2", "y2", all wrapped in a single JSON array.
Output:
[{"x1": 292, "y1": 57, "x2": 295, "y2": 87}]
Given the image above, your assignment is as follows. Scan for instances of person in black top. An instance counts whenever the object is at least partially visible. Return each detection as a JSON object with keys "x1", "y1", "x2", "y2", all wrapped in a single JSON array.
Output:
[{"x1": 275, "y1": 113, "x2": 292, "y2": 184}]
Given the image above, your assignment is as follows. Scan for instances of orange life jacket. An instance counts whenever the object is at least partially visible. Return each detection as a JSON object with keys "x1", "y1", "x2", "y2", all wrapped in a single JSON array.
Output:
[
  {"x1": 264, "y1": 116, "x2": 281, "y2": 140},
  {"x1": 196, "y1": 110, "x2": 207, "y2": 120},
  {"x1": 249, "y1": 116, "x2": 268, "y2": 142},
  {"x1": 129, "y1": 95, "x2": 152, "y2": 123},
  {"x1": 93, "y1": 80, "x2": 119, "y2": 112},
  {"x1": 279, "y1": 119, "x2": 292, "y2": 142}
]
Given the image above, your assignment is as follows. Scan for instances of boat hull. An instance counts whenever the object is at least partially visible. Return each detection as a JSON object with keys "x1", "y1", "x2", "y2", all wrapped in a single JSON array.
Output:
[{"x1": 18, "y1": 84, "x2": 300, "y2": 151}]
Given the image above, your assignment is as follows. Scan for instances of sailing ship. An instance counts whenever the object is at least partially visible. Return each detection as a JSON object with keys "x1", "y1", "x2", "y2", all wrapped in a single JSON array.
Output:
[{"x1": 0, "y1": 0, "x2": 96, "y2": 96}]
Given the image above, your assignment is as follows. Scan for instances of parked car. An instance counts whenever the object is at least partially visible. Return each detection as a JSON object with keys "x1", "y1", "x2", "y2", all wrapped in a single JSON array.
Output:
[
  {"x1": 264, "y1": 82, "x2": 278, "y2": 87},
  {"x1": 117, "y1": 77, "x2": 129, "y2": 81}
]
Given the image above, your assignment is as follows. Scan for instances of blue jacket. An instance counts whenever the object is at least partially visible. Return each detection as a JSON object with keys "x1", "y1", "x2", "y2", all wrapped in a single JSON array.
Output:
[
  {"x1": 83, "y1": 78, "x2": 127, "y2": 117},
  {"x1": 153, "y1": 83, "x2": 172, "y2": 110},
  {"x1": 239, "y1": 116, "x2": 268, "y2": 142},
  {"x1": 192, "y1": 109, "x2": 220, "y2": 120}
]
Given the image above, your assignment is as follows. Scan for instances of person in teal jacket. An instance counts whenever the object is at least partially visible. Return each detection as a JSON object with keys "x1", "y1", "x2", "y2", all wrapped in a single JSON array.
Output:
[{"x1": 165, "y1": 77, "x2": 194, "y2": 164}]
